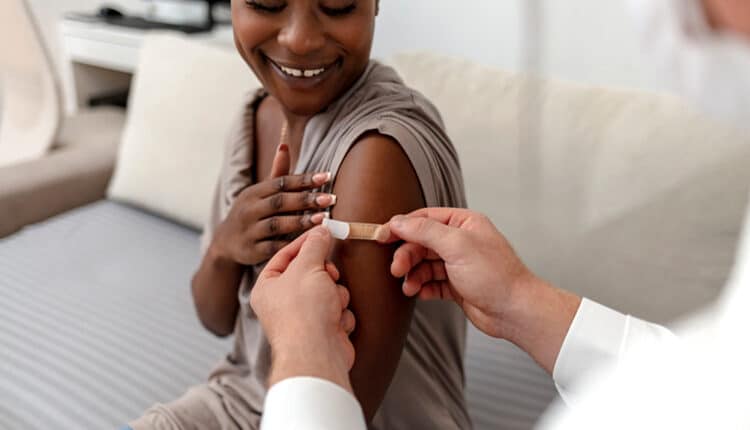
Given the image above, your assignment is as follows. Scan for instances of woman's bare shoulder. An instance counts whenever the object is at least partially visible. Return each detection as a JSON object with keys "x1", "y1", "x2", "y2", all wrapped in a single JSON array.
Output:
[{"x1": 332, "y1": 131, "x2": 424, "y2": 223}]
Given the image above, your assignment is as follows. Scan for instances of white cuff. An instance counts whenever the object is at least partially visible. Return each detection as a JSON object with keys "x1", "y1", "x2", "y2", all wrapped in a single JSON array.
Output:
[
  {"x1": 552, "y1": 298, "x2": 676, "y2": 404},
  {"x1": 261, "y1": 377, "x2": 366, "y2": 430},
  {"x1": 552, "y1": 298, "x2": 629, "y2": 403}
]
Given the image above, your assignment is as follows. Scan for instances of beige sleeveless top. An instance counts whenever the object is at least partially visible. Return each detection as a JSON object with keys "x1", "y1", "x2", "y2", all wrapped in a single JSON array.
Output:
[{"x1": 201, "y1": 61, "x2": 471, "y2": 429}]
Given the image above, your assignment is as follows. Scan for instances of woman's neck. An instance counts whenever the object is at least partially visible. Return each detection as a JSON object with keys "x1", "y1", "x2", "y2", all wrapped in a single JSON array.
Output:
[
  {"x1": 275, "y1": 62, "x2": 370, "y2": 163},
  {"x1": 280, "y1": 109, "x2": 313, "y2": 170}
]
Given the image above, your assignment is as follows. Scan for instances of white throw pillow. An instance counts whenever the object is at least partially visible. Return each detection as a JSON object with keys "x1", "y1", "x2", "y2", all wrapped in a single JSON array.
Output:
[{"x1": 108, "y1": 34, "x2": 259, "y2": 230}]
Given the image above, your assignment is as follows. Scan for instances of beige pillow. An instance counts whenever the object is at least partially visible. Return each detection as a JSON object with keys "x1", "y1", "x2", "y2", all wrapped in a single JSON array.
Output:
[{"x1": 108, "y1": 34, "x2": 259, "y2": 229}]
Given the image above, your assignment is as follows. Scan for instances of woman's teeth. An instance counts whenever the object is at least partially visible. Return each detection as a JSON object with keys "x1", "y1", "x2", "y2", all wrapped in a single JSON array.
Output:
[{"x1": 279, "y1": 65, "x2": 326, "y2": 78}]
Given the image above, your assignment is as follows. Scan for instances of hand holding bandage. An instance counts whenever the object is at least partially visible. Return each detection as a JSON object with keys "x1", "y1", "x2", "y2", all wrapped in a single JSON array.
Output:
[
  {"x1": 377, "y1": 208, "x2": 537, "y2": 340},
  {"x1": 251, "y1": 227, "x2": 357, "y2": 392},
  {"x1": 323, "y1": 209, "x2": 531, "y2": 340},
  {"x1": 378, "y1": 208, "x2": 582, "y2": 374}
]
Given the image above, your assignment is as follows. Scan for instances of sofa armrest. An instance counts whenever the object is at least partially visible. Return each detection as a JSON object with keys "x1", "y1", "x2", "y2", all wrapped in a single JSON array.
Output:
[
  {"x1": 0, "y1": 108, "x2": 125, "y2": 238},
  {"x1": 0, "y1": 140, "x2": 118, "y2": 238}
]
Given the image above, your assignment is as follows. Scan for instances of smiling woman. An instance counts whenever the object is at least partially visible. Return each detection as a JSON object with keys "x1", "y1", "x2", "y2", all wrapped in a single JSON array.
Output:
[
  {"x1": 128, "y1": 1, "x2": 471, "y2": 429},
  {"x1": 235, "y1": 0, "x2": 377, "y2": 116}
]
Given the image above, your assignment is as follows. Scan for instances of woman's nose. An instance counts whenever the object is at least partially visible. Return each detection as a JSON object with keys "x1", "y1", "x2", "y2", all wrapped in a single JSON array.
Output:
[{"x1": 277, "y1": 12, "x2": 326, "y2": 56}]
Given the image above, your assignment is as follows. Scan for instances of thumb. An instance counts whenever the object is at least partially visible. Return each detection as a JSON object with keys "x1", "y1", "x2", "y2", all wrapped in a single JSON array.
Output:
[
  {"x1": 389, "y1": 216, "x2": 455, "y2": 260},
  {"x1": 268, "y1": 143, "x2": 290, "y2": 179},
  {"x1": 294, "y1": 227, "x2": 333, "y2": 269}
]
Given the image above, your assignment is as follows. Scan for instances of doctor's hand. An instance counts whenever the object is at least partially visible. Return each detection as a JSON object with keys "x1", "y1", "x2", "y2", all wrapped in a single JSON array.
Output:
[
  {"x1": 381, "y1": 208, "x2": 581, "y2": 374},
  {"x1": 380, "y1": 208, "x2": 531, "y2": 339},
  {"x1": 251, "y1": 227, "x2": 356, "y2": 392}
]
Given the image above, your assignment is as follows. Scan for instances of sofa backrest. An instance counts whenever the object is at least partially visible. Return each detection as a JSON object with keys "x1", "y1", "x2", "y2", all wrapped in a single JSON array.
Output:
[{"x1": 388, "y1": 52, "x2": 750, "y2": 323}]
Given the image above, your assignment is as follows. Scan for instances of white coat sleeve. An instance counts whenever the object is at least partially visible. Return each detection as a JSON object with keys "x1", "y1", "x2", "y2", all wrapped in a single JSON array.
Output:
[
  {"x1": 552, "y1": 298, "x2": 676, "y2": 403},
  {"x1": 260, "y1": 377, "x2": 367, "y2": 430}
]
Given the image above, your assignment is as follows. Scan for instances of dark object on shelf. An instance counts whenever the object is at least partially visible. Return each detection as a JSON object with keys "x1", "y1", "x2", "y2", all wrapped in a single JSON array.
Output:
[
  {"x1": 97, "y1": 6, "x2": 124, "y2": 19},
  {"x1": 67, "y1": 1, "x2": 230, "y2": 34},
  {"x1": 88, "y1": 88, "x2": 130, "y2": 109},
  {"x1": 99, "y1": 15, "x2": 211, "y2": 34}
]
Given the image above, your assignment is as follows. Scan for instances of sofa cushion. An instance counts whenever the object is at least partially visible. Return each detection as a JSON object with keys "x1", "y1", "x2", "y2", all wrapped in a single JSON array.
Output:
[
  {"x1": 388, "y1": 52, "x2": 750, "y2": 323},
  {"x1": 0, "y1": 201, "x2": 231, "y2": 428},
  {"x1": 107, "y1": 34, "x2": 260, "y2": 230}
]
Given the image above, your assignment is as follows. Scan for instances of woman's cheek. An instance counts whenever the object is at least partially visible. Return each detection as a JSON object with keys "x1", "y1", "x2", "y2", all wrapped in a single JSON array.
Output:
[{"x1": 334, "y1": 23, "x2": 375, "y2": 60}]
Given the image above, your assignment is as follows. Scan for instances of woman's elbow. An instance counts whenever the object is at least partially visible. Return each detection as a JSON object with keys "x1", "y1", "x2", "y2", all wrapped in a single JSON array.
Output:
[
  {"x1": 205, "y1": 323, "x2": 234, "y2": 338},
  {"x1": 199, "y1": 315, "x2": 235, "y2": 338},
  {"x1": 191, "y1": 276, "x2": 236, "y2": 338}
]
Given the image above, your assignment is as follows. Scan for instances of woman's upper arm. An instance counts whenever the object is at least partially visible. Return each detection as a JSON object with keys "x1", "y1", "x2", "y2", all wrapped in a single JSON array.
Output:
[{"x1": 330, "y1": 132, "x2": 425, "y2": 422}]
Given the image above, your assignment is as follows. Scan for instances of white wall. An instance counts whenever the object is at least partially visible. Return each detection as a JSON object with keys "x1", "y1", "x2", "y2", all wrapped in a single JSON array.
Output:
[
  {"x1": 29, "y1": 0, "x2": 657, "y2": 111},
  {"x1": 372, "y1": 2, "x2": 522, "y2": 74},
  {"x1": 372, "y1": 0, "x2": 656, "y2": 90},
  {"x1": 27, "y1": 0, "x2": 144, "y2": 87},
  {"x1": 28, "y1": 0, "x2": 146, "y2": 113}
]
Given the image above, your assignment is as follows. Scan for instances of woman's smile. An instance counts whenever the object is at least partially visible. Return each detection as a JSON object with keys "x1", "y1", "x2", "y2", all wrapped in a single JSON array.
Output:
[{"x1": 264, "y1": 54, "x2": 343, "y2": 91}]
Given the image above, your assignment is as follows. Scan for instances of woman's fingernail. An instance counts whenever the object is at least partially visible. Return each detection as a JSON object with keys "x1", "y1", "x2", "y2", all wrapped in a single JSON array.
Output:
[
  {"x1": 313, "y1": 172, "x2": 332, "y2": 184},
  {"x1": 310, "y1": 213, "x2": 327, "y2": 224},
  {"x1": 316, "y1": 194, "x2": 337, "y2": 207},
  {"x1": 391, "y1": 215, "x2": 405, "y2": 229}
]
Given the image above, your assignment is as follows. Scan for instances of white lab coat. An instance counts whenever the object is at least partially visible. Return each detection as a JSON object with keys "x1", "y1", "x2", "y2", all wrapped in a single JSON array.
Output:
[
  {"x1": 260, "y1": 297, "x2": 677, "y2": 430},
  {"x1": 537, "y1": 203, "x2": 750, "y2": 430}
]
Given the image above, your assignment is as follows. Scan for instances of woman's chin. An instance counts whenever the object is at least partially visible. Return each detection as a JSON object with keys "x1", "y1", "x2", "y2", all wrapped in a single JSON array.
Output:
[{"x1": 275, "y1": 94, "x2": 336, "y2": 117}]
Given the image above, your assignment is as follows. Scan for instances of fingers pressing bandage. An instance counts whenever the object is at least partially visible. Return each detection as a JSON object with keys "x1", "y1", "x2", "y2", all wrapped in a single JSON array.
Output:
[{"x1": 323, "y1": 218, "x2": 390, "y2": 242}]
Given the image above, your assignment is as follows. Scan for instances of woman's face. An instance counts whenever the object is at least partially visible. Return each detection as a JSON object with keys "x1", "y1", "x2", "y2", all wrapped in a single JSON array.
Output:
[{"x1": 232, "y1": 0, "x2": 377, "y2": 116}]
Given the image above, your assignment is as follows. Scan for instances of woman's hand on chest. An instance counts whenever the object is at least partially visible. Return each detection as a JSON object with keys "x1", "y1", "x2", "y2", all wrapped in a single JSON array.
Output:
[{"x1": 211, "y1": 145, "x2": 338, "y2": 267}]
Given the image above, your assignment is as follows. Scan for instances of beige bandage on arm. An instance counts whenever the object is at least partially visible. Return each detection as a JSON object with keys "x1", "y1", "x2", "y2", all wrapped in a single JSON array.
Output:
[{"x1": 323, "y1": 218, "x2": 390, "y2": 242}]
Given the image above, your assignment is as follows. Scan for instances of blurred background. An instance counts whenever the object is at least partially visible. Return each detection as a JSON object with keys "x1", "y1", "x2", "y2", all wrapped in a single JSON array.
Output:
[
  {"x1": 30, "y1": 0, "x2": 654, "y2": 116},
  {"x1": 2, "y1": 1, "x2": 748, "y2": 429}
]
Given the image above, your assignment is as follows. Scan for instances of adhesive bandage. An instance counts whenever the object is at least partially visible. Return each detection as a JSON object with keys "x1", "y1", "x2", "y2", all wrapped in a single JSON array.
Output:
[{"x1": 323, "y1": 218, "x2": 390, "y2": 242}]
